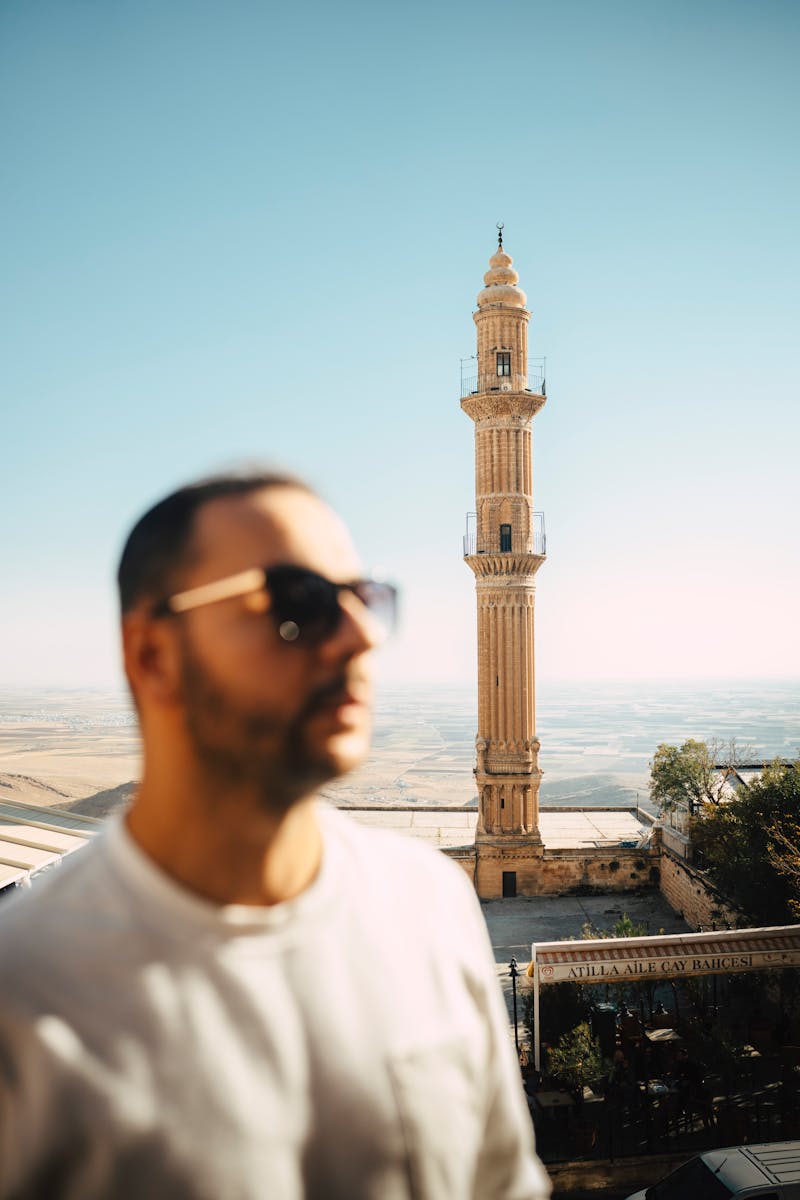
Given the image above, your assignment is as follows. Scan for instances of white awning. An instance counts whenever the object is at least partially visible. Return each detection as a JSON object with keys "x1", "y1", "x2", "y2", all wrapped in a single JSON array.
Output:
[
  {"x1": 528, "y1": 924, "x2": 800, "y2": 986},
  {"x1": 526, "y1": 924, "x2": 800, "y2": 1072}
]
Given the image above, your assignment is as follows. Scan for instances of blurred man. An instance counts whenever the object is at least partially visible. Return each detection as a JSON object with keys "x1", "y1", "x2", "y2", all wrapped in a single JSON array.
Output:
[{"x1": 0, "y1": 470, "x2": 550, "y2": 1199}]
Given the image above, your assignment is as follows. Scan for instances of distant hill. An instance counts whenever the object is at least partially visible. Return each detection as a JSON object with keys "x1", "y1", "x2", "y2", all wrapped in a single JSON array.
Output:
[
  {"x1": 0, "y1": 772, "x2": 73, "y2": 805},
  {"x1": 56, "y1": 781, "x2": 137, "y2": 819},
  {"x1": 540, "y1": 773, "x2": 649, "y2": 808}
]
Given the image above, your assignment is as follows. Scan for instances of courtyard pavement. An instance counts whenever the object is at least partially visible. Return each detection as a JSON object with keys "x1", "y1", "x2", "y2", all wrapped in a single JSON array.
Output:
[{"x1": 481, "y1": 891, "x2": 691, "y2": 1029}]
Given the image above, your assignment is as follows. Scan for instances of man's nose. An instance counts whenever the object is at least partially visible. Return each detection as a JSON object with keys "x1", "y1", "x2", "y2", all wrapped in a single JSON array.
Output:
[{"x1": 318, "y1": 589, "x2": 382, "y2": 661}]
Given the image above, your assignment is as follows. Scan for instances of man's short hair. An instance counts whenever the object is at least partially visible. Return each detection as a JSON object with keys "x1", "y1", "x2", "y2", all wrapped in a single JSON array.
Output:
[{"x1": 117, "y1": 468, "x2": 313, "y2": 614}]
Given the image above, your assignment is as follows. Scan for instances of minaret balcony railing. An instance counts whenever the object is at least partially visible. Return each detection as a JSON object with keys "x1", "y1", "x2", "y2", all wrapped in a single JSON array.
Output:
[
  {"x1": 463, "y1": 512, "x2": 546, "y2": 557},
  {"x1": 459, "y1": 371, "x2": 545, "y2": 399}
]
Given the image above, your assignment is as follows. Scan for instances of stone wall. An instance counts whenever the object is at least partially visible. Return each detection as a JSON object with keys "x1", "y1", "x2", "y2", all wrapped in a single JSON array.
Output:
[
  {"x1": 547, "y1": 1150, "x2": 690, "y2": 1197},
  {"x1": 425, "y1": 812, "x2": 741, "y2": 930},
  {"x1": 540, "y1": 849, "x2": 656, "y2": 895},
  {"x1": 472, "y1": 838, "x2": 740, "y2": 928},
  {"x1": 474, "y1": 844, "x2": 657, "y2": 899},
  {"x1": 659, "y1": 846, "x2": 738, "y2": 930}
]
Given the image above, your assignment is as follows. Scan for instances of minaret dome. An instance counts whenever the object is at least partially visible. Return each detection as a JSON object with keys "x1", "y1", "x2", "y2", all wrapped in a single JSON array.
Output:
[{"x1": 477, "y1": 250, "x2": 527, "y2": 309}]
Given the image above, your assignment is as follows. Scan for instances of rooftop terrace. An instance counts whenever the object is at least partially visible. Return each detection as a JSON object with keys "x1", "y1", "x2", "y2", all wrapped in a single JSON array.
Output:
[{"x1": 338, "y1": 805, "x2": 651, "y2": 852}]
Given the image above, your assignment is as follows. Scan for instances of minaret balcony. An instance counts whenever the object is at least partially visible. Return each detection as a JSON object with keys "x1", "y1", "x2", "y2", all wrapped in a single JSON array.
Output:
[
  {"x1": 463, "y1": 512, "x2": 546, "y2": 557},
  {"x1": 459, "y1": 370, "x2": 545, "y2": 399}
]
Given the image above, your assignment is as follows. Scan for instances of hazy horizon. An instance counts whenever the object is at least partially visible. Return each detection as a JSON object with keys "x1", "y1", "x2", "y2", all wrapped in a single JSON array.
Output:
[
  {"x1": 1, "y1": 674, "x2": 798, "y2": 695},
  {"x1": 2, "y1": 678, "x2": 797, "y2": 815}
]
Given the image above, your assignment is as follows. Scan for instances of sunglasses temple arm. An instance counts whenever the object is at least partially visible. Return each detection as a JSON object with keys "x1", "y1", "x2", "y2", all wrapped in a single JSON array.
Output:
[{"x1": 167, "y1": 567, "x2": 268, "y2": 614}]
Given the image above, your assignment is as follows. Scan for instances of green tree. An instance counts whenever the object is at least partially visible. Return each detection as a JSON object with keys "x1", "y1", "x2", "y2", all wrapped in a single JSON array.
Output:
[
  {"x1": 523, "y1": 981, "x2": 591, "y2": 1049},
  {"x1": 579, "y1": 913, "x2": 652, "y2": 940},
  {"x1": 577, "y1": 914, "x2": 663, "y2": 1015},
  {"x1": 769, "y1": 824, "x2": 800, "y2": 915},
  {"x1": 649, "y1": 737, "x2": 744, "y2": 816},
  {"x1": 690, "y1": 760, "x2": 800, "y2": 925},
  {"x1": 547, "y1": 1022, "x2": 605, "y2": 1095}
]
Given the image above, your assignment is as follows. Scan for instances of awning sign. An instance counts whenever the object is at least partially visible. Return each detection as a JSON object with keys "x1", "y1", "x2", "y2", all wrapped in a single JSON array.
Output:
[
  {"x1": 530, "y1": 925, "x2": 800, "y2": 987},
  {"x1": 536, "y1": 948, "x2": 800, "y2": 985}
]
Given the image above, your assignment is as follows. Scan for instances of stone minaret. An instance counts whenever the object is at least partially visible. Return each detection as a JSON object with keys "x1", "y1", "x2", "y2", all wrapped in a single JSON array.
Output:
[{"x1": 462, "y1": 231, "x2": 547, "y2": 898}]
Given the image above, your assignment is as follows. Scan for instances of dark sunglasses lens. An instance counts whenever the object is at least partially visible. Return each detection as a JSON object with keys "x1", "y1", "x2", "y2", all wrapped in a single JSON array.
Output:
[
  {"x1": 268, "y1": 567, "x2": 339, "y2": 644},
  {"x1": 353, "y1": 581, "x2": 397, "y2": 637}
]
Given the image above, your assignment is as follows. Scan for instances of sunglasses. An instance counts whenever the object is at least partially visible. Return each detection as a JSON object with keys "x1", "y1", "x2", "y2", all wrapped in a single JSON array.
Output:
[{"x1": 154, "y1": 563, "x2": 398, "y2": 646}]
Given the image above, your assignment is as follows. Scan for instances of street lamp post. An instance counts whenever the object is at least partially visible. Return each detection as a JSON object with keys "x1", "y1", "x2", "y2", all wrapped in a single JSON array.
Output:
[{"x1": 509, "y1": 957, "x2": 520, "y2": 1058}]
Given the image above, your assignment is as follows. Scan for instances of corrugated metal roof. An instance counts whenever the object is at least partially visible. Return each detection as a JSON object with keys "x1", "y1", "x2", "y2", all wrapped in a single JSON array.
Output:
[
  {"x1": 0, "y1": 799, "x2": 100, "y2": 836},
  {"x1": 0, "y1": 800, "x2": 99, "y2": 888},
  {"x1": 0, "y1": 862, "x2": 28, "y2": 888}
]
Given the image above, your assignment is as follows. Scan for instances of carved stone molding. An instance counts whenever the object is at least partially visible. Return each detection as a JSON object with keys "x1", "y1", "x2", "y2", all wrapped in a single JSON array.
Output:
[
  {"x1": 461, "y1": 393, "x2": 545, "y2": 423},
  {"x1": 466, "y1": 553, "x2": 545, "y2": 579},
  {"x1": 479, "y1": 737, "x2": 541, "y2": 756},
  {"x1": 475, "y1": 838, "x2": 544, "y2": 856},
  {"x1": 473, "y1": 413, "x2": 536, "y2": 431},
  {"x1": 475, "y1": 586, "x2": 536, "y2": 603}
]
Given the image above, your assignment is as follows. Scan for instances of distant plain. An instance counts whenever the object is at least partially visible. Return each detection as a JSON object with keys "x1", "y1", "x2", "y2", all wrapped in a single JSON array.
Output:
[{"x1": 0, "y1": 680, "x2": 797, "y2": 819}]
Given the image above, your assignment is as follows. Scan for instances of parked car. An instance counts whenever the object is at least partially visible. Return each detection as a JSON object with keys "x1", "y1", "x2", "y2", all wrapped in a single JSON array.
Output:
[{"x1": 626, "y1": 1140, "x2": 800, "y2": 1199}]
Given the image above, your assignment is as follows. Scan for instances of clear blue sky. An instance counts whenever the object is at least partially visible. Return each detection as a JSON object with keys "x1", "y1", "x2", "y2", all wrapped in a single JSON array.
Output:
[{"x1": 1, "y1": 0, "x2": 798, "y2": 687}]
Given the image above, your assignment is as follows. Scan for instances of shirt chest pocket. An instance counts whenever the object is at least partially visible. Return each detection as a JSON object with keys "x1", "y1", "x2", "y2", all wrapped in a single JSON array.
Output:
[{"x1": 387, "y1": 1036, "x2": 485, "y2": 1200}]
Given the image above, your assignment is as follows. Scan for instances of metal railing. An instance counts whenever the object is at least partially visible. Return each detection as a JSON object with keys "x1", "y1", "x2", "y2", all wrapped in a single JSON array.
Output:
[
  {"x1": 463, "y1": 511, "x2": 546, "y2": 557},
  {"x1": 533, "y1": 1076, "x2": 791, "y2": 1166},
  {"x1": 460, "y1": 372, "x2": 545, "y2": 399}
]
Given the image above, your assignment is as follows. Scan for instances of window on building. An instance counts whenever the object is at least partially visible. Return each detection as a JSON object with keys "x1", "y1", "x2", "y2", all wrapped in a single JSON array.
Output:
[
  {"x1": 500, "y1": 524, "x2": 512, "y2": 552},
  {"x1": 496, "y1": 351, "x2": 511, "y2": 376},
  {"x1": 502, "y1": 871, "x2": 517, "y2": 898}
]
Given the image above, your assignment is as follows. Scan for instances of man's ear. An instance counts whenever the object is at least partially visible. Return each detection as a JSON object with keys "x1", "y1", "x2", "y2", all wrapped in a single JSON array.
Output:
[{"x1": 122, "y1": 611, "x2": 183, "y2": 707}]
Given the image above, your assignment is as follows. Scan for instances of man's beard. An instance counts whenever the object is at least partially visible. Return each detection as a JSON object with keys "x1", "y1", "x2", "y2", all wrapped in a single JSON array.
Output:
[{"x1": 177, "y1": 635, "x2": 352, "y2": 813}]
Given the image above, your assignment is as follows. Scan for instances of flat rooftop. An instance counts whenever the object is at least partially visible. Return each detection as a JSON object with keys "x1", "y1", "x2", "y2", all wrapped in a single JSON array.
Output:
[{"x1": 339, "y1": 805, "x2": 650, "y2": 851}]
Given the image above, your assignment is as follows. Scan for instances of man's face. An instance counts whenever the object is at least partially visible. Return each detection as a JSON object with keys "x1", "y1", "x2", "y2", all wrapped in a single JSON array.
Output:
[{"x1": 166, "y1": 486, "x2": 378, "y2": 809}]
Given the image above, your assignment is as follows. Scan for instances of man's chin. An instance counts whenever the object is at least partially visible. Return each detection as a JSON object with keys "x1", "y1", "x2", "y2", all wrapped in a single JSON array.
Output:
[
  {"x1": 301, "y1": 700, "x2": 371, "y2": 775},
  {"x1": 308, "y1": 727, "x2": 371, "y2": 783}
]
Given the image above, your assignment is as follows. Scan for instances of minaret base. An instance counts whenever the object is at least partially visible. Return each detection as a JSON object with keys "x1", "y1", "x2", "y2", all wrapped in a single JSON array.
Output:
[
  {"x1": 474, "y1": 838, "x2": 545, "y2": 900},
  {"x1": 474, "y1": 766, "x2": 544, "y2": 898}
]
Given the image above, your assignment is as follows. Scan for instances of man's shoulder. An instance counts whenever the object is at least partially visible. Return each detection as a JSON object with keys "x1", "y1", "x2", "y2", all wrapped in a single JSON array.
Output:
[
  {"x1": 321, "y1": 803, "x2": 460, "y2": 862},
  {"x1": 319, "y1": 804, "x2": 478, "y2": 906},
  {"x1": 317, "y1": 806, "x2": 498, "y2": 1010}
]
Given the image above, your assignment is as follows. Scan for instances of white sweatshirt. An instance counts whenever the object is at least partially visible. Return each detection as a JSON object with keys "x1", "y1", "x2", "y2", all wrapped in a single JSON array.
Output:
[{"x1": 0, "y1": 805, "x2": 550, "y2": 1199}]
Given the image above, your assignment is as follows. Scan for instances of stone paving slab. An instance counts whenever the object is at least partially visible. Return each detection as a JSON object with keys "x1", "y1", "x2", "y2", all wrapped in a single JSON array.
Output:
[
  {"x1": 343, "y1": 806, "x2": 649, "y2": 851},
  {"x1": 539, "y1": 810, "x2": 647, "y2": 848},
  {"x1": 406, "y1": 811, "x2": 476, "y2": 828}
]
